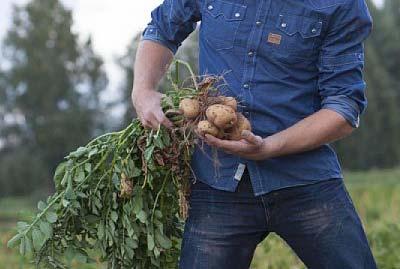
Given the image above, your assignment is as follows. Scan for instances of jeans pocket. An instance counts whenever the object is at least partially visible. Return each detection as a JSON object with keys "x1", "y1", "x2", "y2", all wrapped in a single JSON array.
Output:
[{"x1": 201, "y1": 0, "x2": 247, "y2": 50}]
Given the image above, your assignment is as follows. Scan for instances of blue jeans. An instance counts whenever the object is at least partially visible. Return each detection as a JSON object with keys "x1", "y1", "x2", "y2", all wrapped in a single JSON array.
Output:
[{"x1": 179, "y1": 171, "x2": 377, "y2": 269}]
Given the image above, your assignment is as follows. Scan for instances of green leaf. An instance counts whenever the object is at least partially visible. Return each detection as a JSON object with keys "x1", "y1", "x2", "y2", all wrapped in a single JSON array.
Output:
[
  {"x1": 46, "y1": 212, "x2": 58, "y2": 223},
  {"x1": 84, "y1": 163, "x2": 92, "y2": 173},
  {"x1": 24, "y1": 236, "x2": 32, "y2": 254},
  {"x1": 19, "y1": 236, "x2": 26, "y2": 255},
  {"x1": 97, "y1": 223, "x2": 105, "y2": 239},
  {"x1": 137, "y1": 210, "x2": 147, "y2": 223},
  {"x1": 32, "y1": 229, "x2": 45, "y2": 251},
  {"x1": 147, "y1": 233, "x2": 155, "y2": 251},
  {"x1": 154, "y1": 210, "x2": 163, "y2": 219},
  {"x1": 39, "y1": 221, "x2": 53, "y2": 239},
  {"x1": 131, "y1": 163, "x2": 142, "y2": 177},
  {"x1": 69, "y1": 147, "x2": 88, "y2": 158},
  {"x1": 65, "y1": 181, "x2": 74, "y2": 199},
  {"x1": 7, "y1": 233, "x2": 23, "y2": 248},
  {"x1": 125, "y1": 238, "x2": 138, "y2": 249},
  {"x1": 37, "y1": 201, "x2": 47, "y2": 211},
  {"x1": 62, "y1": 199, "x2": 70, "y2": 207},
  {"x1": 88, "y1": 148, "x2": 98, "y2": 158},
  {"x1": 16, "y1": 221, "x2": 29, "y2": 233},
  {"x1": 126, "y1": 247, "x2": 134, "y2": 259},
  {"x1": 154, "y1": 135, "x2": 164, "y2": 149},
  {"x1": 54, "y1": 162, "x2": 67, "y2": 185},
  {"x1": 154, "y1": 246, "x2": 161, "y2": 258},
  {"x1": 155, "y1": 230, "x2": 172, "y2": 249},
  {"x1": 110, "y1": 211, "x2": 118, "y2": 223},
  {"x1": 93, "y1": 197, "x2": 102, "y2": 210},
  {"x1": 133, "y1": 189, "x2": 143, "y2": 214},
  {"x1": 144, "y1": 145, "x2": 155, "y2": 161},
  {"x1": 75, "y1": 169, "x2": 85, "y2": 182}
]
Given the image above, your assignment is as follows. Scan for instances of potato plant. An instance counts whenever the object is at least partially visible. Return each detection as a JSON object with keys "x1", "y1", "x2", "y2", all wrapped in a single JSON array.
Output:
[{"x1": 7, "y1": 60, "x2": 251, "y2": 269}]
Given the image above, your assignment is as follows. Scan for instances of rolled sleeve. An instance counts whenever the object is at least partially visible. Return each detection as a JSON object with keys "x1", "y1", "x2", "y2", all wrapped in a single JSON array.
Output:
[
  {"x1": 318, "y1": 0, "x2": 372, "y2": 128},
  {"x1": 142, "y1": 0, "x2": 201, "y2": 54},
  {"x1": 322, "y1": 95, "x2": 361, "y2": 127}
]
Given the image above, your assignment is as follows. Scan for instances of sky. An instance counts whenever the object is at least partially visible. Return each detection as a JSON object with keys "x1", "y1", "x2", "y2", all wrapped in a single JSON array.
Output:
[{"x1": 0, "y1": 0, "x2": 384, "y2": 106}]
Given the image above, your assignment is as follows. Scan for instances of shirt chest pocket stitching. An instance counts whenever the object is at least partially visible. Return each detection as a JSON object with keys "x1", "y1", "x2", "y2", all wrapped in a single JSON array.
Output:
[
  {"x1": 270, "y1": 14, "x2": 322, "y2": 59},
  {"x1": 205, "y1": 0, "x2": 247, "y2": 21},
  {"x1": 202, "y1": 0, "x2": 247, "y2": 50},
  {"x1": 276, "y1": 14, "x2": 322, "y2": 38}
]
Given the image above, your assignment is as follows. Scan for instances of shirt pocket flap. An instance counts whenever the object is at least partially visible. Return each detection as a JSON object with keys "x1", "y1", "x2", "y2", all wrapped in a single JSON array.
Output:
[
  {"x1": 276, "y1": 14, "x2": 322, "y2": 38},
  {"x1": 205, "y1": 0, "x2": 247, "y2": 21},
  {"x1": 301, "y1": 18, "x2": 322, "y2": 38}
]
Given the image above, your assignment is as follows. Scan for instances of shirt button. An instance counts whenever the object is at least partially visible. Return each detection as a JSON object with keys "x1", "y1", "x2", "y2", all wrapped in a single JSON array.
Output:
[
  {"x1": 208, "y1": 5, "x2": 213, "y2": 10},
  {"x1": 256, "y1": 21, "x2": 262, "y2": 26},
  {"x1": 311, "y1": 28, "x2": 317, "y2": 33},
  {"x1": 248, "y1": 51, "x2": 254, "y2": 56},
  {"x1": 243, "y1": 84, "x2": 249, "y2": 89},
  {"x1": 235, "y1": 13, "x2": 241, "y2": 18},
  {"x1": 281, "y1": 22, "x2": 287, "y2": 28}
]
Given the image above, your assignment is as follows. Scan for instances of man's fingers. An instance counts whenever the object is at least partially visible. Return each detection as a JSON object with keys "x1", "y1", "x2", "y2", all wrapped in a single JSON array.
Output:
[
  {"x1": 145, "y1": 114, "x2": 161, "y2": 130},
  {"x1": 241, "y1": 130, "x2": 263, "y2": 146},
  {"x1": 156, "y1": 113, "x2": 174, "y2": 129},
  {"x1": 205, "y1": 134, "x2": 241, "y2": 150}
]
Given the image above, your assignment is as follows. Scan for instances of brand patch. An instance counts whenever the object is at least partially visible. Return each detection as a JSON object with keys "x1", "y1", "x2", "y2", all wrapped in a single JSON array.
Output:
[{"x1": 267, "y1": 33, "x2": 282, "y2": 45}]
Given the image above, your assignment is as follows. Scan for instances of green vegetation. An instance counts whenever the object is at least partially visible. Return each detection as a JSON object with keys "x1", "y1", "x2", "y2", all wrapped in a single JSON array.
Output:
[{"x1": 1, "y1": 169, "x2": 399, "y2": 268}]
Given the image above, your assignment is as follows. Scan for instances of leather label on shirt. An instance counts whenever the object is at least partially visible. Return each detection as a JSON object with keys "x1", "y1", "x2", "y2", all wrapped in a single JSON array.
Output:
[
  {"x1": 267, "y1": 33, "x2": 282, "y2": 45},
  {"x1": 234, "y1": 163, "x2": 246, "y2": 181}
]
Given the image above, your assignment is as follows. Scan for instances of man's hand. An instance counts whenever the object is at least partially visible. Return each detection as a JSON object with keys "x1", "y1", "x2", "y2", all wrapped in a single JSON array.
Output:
[
  {"x1": 205, "y1": 130, "x2": 269, "y2": 161},
  {"x1": 131, "y1": 40, "x2": 174, "y2": 129},
  {"x1": 132, "y1": 89, "x2": 173, "y2": 129}
]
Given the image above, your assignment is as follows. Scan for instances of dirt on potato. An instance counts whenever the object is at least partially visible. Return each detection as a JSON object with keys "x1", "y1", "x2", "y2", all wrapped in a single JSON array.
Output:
[{"x1": 206, "y1": 104, "x2": 238, "y2": 129}]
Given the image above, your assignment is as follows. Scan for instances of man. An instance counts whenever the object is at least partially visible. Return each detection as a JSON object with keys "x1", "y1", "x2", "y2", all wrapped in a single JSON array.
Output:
[{"x1": 132, "y1": 0, "x2": 377, "y2": 268}]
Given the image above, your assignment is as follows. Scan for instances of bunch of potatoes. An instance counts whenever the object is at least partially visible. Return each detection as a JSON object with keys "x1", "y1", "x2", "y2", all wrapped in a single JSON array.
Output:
[{"x1": 179, "y1": 96, "x2": 251, "y2": 140}]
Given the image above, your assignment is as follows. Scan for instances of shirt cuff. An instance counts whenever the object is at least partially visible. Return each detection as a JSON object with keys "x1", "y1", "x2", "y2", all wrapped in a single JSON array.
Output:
[
  {"x1": 321, "y1": 95, "x2": 361, "y2": 128},
  {"x1": 141, "y1": 25, "x2": 179, "y2": 54}
]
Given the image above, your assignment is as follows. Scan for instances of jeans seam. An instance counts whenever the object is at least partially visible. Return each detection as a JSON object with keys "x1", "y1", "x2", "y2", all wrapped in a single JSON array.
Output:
[{"x1": 260, "y1": 196, "x2": 270, "y2": 228}]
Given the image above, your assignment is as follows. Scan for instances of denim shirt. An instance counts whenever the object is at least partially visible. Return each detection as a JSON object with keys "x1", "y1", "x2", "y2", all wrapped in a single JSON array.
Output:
[{"x1": 142, "y1": 0, "x2": 372, "y2": 195}]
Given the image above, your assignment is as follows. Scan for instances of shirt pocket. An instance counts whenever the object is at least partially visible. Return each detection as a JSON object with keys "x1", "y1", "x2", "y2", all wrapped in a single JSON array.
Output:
[
  {"x1": 271, "y1": 13, "x2": 322, "y2": 58},
  {"x1": 201, "y1": 0, "x2": 247, "y2": 51}
]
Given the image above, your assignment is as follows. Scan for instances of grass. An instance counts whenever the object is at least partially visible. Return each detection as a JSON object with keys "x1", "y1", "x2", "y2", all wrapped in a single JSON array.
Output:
[{"x1": 1, "y1": 168, "x2": 399, "y2": 268}]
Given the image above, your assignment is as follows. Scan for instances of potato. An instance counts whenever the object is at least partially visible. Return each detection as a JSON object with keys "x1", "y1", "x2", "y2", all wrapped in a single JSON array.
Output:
[
  {"x1": 179, "y1": 98, "x2": 200, "y2": 119},
  {"x1": 207, "y1": 96, "x2": 237, "y2": 111},
  {"x1": 220, "y1": 97, "x2": 238, "y2": 111},
  {"x1": 225, "y1": 113, "x2": 252, "y2": 140},
  {"x1": 197, "y1": 120, "x2": 222, "y2": 138},
  {"x1": 206, "y1": 104, "x2": 237, "y2": 129}
]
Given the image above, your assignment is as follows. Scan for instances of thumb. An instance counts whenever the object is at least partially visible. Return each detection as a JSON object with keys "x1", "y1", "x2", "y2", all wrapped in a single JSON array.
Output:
[{"x1": 241, "y1": 130, "x2": 263, "y2": 146}]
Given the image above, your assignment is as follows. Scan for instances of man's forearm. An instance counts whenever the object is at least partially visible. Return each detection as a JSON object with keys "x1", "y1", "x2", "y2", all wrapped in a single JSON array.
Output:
[
  {"x1": 131, "y1": 40, "x2": 175, "y2": 129},
  {"x1": 132, "y1": 40, "x2": 173, "y2": 95},
  {"x1": 263, "y1": 109, "x2": 354, "y2": 158}
]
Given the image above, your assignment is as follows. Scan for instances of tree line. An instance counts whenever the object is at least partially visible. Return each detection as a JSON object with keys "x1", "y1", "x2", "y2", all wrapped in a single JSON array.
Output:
[{"x1": 0, "y1": 0, "x2": 399, "y2": 197}]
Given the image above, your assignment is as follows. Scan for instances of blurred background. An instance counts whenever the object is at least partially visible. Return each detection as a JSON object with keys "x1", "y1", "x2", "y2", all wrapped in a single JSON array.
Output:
[{"x1": 0, "y1": 0, "x2": 399, "y2": 268}]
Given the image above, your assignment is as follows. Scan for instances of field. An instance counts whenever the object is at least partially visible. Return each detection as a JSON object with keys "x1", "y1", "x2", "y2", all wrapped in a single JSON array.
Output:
[{"x1": 1, "y1": 169, "x2": 399, "y2": 269}]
